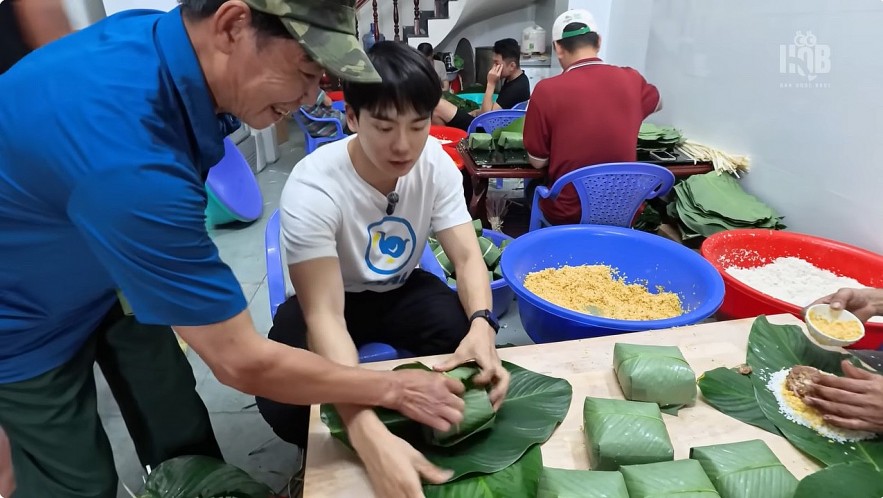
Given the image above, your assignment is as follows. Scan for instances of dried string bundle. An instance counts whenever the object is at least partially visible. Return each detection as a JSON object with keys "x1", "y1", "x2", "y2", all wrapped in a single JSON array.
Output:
[{"x1": 486, "y1": 193, "x2": 510, "y2": 233}]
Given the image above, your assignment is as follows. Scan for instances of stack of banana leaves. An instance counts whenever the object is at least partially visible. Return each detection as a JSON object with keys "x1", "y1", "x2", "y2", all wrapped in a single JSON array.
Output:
[
  {"x1": 667, "y1": 171, "x2": 786, "y2": 240},
  {"x1": 638, "y1": 123, "x2": 683, "y2": 151}
]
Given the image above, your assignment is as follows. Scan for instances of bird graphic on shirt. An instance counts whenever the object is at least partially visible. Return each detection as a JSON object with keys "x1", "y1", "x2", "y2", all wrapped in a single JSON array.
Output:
[{"x1": 374, "y1": 231, "x2": 410, "y2": 263}]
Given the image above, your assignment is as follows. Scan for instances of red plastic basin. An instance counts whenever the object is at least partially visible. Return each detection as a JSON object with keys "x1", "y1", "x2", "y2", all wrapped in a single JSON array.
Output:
[
  {"x1": 429, "y1": 125, "x2": 468, "y2": 146},
  {"x1": 700, "y1": 229, "x2": 883, "y2": 349}
]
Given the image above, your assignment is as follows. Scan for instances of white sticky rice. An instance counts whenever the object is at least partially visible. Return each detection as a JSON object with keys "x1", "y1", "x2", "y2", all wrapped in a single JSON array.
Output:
[{"x1": 767, "y1": 368, "x2": 876, "y2": 443}]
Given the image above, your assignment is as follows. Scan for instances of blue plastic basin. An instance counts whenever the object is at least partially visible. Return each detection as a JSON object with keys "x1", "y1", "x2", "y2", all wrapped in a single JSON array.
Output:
[{"x1": 500, "y1": 225, "x2": 725, "y2": 343}]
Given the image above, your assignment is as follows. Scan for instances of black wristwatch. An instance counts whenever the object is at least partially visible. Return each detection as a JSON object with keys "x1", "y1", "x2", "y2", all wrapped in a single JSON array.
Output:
[{"x1": 470, "y1": 309, "x2": 500, "y2": 334}]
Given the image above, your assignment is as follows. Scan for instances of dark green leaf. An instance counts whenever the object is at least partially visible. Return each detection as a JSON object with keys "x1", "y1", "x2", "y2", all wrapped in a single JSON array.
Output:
[
  {"x1": 321, "y1": 361, "x2": 572, "y2": 480},
  {"x1": 620, "y1": 459, "x2": 720, "y2": 497},
  {"x1": 138, "y1": 456, "x2": 272, "y2": 498},
  {"x1": 793, "y1": 462, "x2": 883, "y2": 498},
  {"x1": 583, "y1": 397, "x2": 674, "y2": 470},
  {"x1": 698, "y1": 367, "x2": 780, "y2": 435},
  {"x1": 690, "y1": 440, "x2": 797, "y2": 498},
  {"x1": 423, "y1": 444, "x2": 542, "y2": 498},
  {"x1": 746, "y1": 316, "x2": 883, "y2": 467},
  {"x1": 538, "y1": 467, "x2": 629, "y2": 498},
  {"x1": 425, "y1": 364, "x2": 496, "y2": 447}
]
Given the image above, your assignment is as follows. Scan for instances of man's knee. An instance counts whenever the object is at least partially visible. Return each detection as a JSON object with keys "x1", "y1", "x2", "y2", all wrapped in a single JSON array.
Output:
[{"x1": 267, "y1": 297, "x2": 308, "y2": 350}]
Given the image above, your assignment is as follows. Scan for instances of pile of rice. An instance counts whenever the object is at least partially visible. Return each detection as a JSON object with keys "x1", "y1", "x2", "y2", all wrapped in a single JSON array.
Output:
[
  {"x1": 767, "y1": 367, "x2": 876, "y2": 443},
  {"x1": 523, "y1": 264, "x2": 684, "y2": 320}
]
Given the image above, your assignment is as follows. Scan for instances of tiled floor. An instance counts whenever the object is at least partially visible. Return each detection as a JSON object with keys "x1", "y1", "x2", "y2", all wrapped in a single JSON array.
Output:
[{"x1": 100, "y1": 127, "x2": 533, "y2": 497}]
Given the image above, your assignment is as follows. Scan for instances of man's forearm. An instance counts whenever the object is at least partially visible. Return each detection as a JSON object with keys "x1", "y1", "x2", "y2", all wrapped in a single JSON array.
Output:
[
  {"x1": 453, "y1": 252, "x2": 493, "y2": 316},
  {"x1": 306, "y1": 315, "x2": 388, "y2": 432},
  {"x1": 177, "y1": 311, "x2": 399, "y2": 408},
  {"x1": 871, "y1": 289, "x2": 883, "y2": 315},
  {"x1": 480, "y1": 84, "x2": 496, "y2": 114}
]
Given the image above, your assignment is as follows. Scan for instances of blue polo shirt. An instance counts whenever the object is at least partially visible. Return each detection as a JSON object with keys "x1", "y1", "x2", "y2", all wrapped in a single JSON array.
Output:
[{"x1": 0, "y1": 8, "x2": 247, "y2": 383}]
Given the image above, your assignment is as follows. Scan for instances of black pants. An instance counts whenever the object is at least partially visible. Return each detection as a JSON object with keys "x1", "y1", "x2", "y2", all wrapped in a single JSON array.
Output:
[
  {"x1": 257, "y1": 269, "x2": 470, "y2": 447},
  {"x1": 0, "y1": 303, "x2": 221, "y2": 498}
]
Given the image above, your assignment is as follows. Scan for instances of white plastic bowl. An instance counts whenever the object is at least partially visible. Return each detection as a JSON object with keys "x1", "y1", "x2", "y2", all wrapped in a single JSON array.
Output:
[{"x1": 804, "y1": 304, "x2": 866, "y2": 347}]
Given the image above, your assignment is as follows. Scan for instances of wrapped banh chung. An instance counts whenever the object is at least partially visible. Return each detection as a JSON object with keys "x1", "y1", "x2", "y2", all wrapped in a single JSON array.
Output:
[
  {"x1": 620, "y1": 459, "x2": 721, "y2": 498},
  {"x1": 468, "y1": 132, "x2": 495, "y2": 150},
  {"x1": 690, "y1": 440, "x2": 798, "y2": 498},
  {"x1": 538, "y1": 467, "x2": 629, "y2": 498},
  {"x1": 613, "y1": 343, "x2": 697, "y2": 410},
  {"x1": 583, "y1": 397, "x2": 674, "y2": 470},
  {"x1": 497, "y1": 131, "x2": 524, "y2": 150}
]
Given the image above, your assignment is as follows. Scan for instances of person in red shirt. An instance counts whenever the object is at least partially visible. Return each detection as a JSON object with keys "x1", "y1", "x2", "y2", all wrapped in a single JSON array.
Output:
[{"x1": 523, "y1": 9, "x2": 662, "y2": 225}]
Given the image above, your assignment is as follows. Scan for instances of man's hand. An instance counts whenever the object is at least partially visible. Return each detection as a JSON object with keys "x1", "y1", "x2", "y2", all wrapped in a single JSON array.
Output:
[
  {"x1": 486, "y1": 64, "x2": 503, "y2": 87},
  {"x1": 809, "y1": 287, "x2": 883, "y2": 322},
  {"x1": 804, "y1": 360, "x2": 883, "y2": 433},
  {"x1": 351, "y1": 423, "x2": 452, "y2": 498},
  {"x1": 383, "y1": 369, "x2": 466, "y2": 431},
  {"x1": 434, "y1": 322, "x2": 510, "y2": 410}
]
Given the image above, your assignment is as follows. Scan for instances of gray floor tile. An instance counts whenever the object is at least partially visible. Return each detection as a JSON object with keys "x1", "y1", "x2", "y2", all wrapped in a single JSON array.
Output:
[{"x1": 249, "y1": 280, "x2": 273, "y2": 337}]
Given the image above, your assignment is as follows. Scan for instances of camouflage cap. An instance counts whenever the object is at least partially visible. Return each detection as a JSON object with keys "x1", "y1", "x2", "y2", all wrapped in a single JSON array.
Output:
[{"x1": 242, "y1": 0, "x2": 381, "y2": 83}]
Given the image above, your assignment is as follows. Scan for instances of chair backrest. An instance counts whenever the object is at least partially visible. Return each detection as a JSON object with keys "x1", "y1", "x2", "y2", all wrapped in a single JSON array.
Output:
[
  {"x1": 265, "y1": 210, "x2": 288, "y2": 319},
  {"x1": 512, "y1": 100, "x2": 529, "y2": 111},
  {"x1": 467, "y1": 109, "x2": 526, "y2": 134},
  {"x1": 551, "y1": 162, "x2": 676, "y2": 227}
]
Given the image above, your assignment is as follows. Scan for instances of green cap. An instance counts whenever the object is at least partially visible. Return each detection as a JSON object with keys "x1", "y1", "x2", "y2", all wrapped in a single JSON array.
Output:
[{"x1": 242, "y1": 0, "x2": 381, "y2": 83}]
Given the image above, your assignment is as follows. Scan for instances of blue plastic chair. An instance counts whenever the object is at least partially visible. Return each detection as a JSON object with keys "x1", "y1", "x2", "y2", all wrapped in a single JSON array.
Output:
[
  {"x1": 293, "y1": 106, "x2": 347, "y2": 154},
  {"x1": 265, "y1": 210, "x2": 408, "y2": 363},
  {"x1": 512, "y1": 100, "x2": 529, "y2": 111},
  {"x1": 466, "y1": 109, "x2": 526, "y2": 135},
  {"x1": 529, "y1": 162, "x2": 675, "y2": 232}
]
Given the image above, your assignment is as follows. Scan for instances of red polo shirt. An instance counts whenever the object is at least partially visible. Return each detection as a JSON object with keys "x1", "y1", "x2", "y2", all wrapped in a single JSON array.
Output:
[{"x1": 523, "y1": 58, "x2": 660, "y2": 225}]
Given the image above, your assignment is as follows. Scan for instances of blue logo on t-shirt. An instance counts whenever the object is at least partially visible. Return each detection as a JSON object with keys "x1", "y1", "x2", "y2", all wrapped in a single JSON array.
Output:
[{"x1": 365, "y1": 217, "x2": 416, "y2": 275}]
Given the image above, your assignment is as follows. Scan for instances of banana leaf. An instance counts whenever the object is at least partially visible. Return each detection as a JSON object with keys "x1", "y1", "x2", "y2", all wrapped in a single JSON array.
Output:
[
  {"x1": 138, "y1": 456, "x2": 272, "y2": 498},
  {"x1": 793, "y1": 462, "x2": 883, "y2": 498},
  {"x1": 538, "y1": 467, "x2": 629, "y2": 498},
  {"x1": 620, "y1": 460, "x2": 720, "y2": 498},
  {"x1": 697, "y1": 366, "x2": 780, "y2": 435},
  {"x1": 321, "y1": 361, "x2": 572, "y2": 480},
  {"x1": 423, "y1": 444, "x2": 542, "y2": 498},
  {"x1": 690, "y1": 440, "x2": 797, "y2": 498},
  {"x1": 491, "y1": 117, "x2": 525, "y2": 141},
  {"x1": 472, "y1": 219, "x2": 484, "y2": 236},
  {"x1": 613, "y1": 343, "x2": 697, "y2": 411},
  {"x1": 746, "y1": 316, "x2": 883, "y2": 467},
  {"x1": 478, "y1": 236, "x2": 502, "y2": 267},
  {"x1": 582, "y1": 397, "x2": 674, "y2": 470},
  {"x1": 425, "y1": 364, "x2": 496, "y2": 446}
]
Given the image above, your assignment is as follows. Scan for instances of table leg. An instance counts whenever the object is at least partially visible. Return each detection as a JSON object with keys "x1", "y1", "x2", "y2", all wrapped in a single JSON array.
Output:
[{"x1": 469, "y1": 177, "x2": 490, "y2": 227}]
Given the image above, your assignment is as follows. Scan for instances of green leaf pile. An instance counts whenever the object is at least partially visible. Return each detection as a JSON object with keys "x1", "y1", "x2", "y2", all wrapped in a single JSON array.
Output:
[
  {"x1": 138, "y1": 456, "x2": 272, "y2": 498},
  {"x1": 667, "y1": 172, "x2": 786, "y2": 239},
  {"x1": 638, "y1": 123, "x2": 683, "y2": 151},
  {"x1": 429, "y1": 220, "x2": 510, "y2": 286}
]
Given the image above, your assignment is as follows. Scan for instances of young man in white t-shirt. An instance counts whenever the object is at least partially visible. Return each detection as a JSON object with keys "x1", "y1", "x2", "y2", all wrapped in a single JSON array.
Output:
[{"x1": 257, "y1": 41, "x2": 510, "y2": 497}]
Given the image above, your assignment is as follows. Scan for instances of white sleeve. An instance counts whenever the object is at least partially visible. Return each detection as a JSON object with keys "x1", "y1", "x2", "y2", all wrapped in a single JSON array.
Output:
[
  {"x1": 429, "y1": 141, "x2": 473, "y2": 232},
  {"x1": 279, "y1": 177, "x2": 341, "y2": 265}
]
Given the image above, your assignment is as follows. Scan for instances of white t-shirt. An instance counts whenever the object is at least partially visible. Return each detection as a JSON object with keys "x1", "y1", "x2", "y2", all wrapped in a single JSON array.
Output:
[{"x1": 279, "y1": 135, "x2": 471, "y2": 293}]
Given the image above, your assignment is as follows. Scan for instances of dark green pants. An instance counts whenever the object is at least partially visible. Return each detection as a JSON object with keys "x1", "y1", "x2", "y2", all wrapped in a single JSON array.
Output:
[{"x1": 0, "y1": 303, "x2": 221, "y2": 498}]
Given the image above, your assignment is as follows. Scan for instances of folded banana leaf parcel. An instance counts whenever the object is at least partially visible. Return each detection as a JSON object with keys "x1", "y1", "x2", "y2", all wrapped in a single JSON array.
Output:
[
  {"x1": 620, "y1": 459, "x2": 720, "y2": 498},
  {"x1": 613, "y1": 343, "x2": 697, "y2": 414},
  {"x1": 690, "y1": 440, "x2": 798, "y2": 498},
  {"x1": 582, "y1": 397, "x2": 674, "y2": 470},
  {"x1": 538, "y1": 467, "x2": 629, "y2": 498}
]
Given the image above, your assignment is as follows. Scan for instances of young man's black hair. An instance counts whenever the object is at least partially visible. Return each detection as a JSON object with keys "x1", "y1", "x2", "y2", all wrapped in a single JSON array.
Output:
[
  {"x1": 493, "y1": 38, "x2": 521, "y2": 66},
  {"x1": 556, "y1": 21, "x2": 601, "y2": 52},
  {"x1": 180, "y1": 0, "x2": 291, "y2": 40},
  {"x1": 416, "y1": 42, "x2": 434, "y2": 58},
  {"x1": 343, "y1": 41, "x2": 442, "y2": 120}
]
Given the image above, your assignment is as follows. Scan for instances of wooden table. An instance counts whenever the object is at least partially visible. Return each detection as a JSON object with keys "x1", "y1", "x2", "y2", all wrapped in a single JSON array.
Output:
[
  {"x1": 303, "y1": 314, "x2": 822, "y2": 497},
  {"x1": 457, "y1": 140, "x2": 714, "y2": 227}
]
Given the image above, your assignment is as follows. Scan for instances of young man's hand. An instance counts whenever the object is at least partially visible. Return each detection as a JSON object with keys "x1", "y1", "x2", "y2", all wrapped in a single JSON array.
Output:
[
  {"x1": 809, "y1": 287, "x2": 883, "y2": 322},
  {"x1": 486, "y1": 64, "x2": 503, "y2": 87},
  {"x1": 352, "y1": 427, "x2": 452, "y2": 498},
  {"x1": 804, "y1": 360, "x2": 883, "y2": 433},
  {"x1": 434, "y1": 321, "x2": 510, "y2": 410},
  {"x1": 383, "y1": 369, "x2": 466, "y2": 431}
]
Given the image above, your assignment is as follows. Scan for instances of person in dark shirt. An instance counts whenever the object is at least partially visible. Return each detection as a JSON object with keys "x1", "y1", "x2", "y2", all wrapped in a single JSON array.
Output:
[{"x1": 433, "y1": 38, "x2": 531, "y2": 130}]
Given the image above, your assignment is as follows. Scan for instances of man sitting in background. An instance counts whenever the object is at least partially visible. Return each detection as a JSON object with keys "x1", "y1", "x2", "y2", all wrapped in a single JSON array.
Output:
[
  {"x1": 524, "y1": 9, "x2": 662, "y2": 225},
  {"x1": 418, "y1": 42, "x2": 449, "y2": 91},
  {"x1": 433, "y1": 38, "x2": 531, "y2": 130}
]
